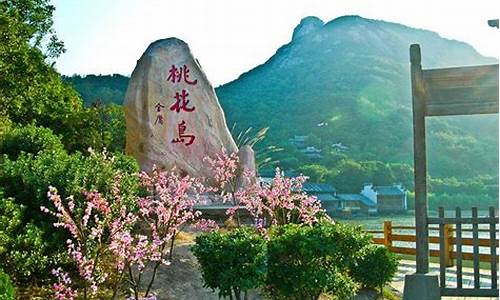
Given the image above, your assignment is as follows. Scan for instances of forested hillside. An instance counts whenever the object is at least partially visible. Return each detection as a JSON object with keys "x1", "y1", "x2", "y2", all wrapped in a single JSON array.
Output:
[{"x1": 63, "y1": 16, "x2": 499, "y2": 207}]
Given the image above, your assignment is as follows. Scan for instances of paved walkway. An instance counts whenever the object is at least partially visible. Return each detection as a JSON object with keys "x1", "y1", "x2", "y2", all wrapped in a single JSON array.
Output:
[{"x1": 391, "y1": 260, "x2": 498, "y2": 300}]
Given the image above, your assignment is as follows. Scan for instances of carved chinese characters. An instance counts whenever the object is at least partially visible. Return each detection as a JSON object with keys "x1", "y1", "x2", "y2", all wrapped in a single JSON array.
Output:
[
  {"x1": 124, "y1": 38, "x2": 238, "y2": 178},
  {"x1": 155, "y1": 64, "x2": 197, "y2": 146}
]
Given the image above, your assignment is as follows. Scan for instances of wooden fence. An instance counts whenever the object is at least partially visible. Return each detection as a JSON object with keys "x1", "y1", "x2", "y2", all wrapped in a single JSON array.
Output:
[
  {"x1": 366, "y1": 206, "x2": 499, "y2": 297},
  {"x1": 367, "y1": 219, "x2": 498, "y2": 266}
]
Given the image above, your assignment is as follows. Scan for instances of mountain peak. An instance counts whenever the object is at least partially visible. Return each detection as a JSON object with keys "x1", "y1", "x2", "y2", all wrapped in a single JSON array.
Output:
[{"x1": 292, "y1": 16, "x2": 324, "y2": 41}]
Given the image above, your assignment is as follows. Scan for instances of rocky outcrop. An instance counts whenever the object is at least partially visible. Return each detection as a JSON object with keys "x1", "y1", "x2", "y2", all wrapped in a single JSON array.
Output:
[{"x1": 124, "y1": 38, "x2": 238, "y2": 178}]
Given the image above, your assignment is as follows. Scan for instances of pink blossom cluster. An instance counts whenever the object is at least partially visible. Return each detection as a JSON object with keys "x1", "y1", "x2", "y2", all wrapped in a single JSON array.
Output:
[
  {"x1": 44, "y1": 183, "x2": 135, "y2": 298},
  {"x1": 43, "y1": 162, "x2": 217, "y2": 299},
  {"x1": 138, "y1": 167, "x2": 206, "y2": 247},
  {"x1": 51, "y1": 267, "x2": 78, "y2": 300},
  {"x1": 237, "y1": 168, "x2": 324, "y2": 226},
  {"x1": 205, "y1": 149, "x2": 325, "y2": 228},
  {"x1": 190, "y1": 218, "x2": 219, "y2": 232},
  {"x1": 204, "y1": 149, "x2": 239, "y2": 189},
  {"x1": 204, "y1": 149, "x2": 240, "y2": 203}
]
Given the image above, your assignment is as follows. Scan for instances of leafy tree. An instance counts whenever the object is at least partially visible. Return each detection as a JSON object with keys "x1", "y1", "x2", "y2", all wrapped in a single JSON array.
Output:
[
  {"x1": 297, "y1": 164, "x2": 330, "y2": 182},
  {"x1": 0, "y1": 0, "x2": 125, "y2": 153},
  {"x1": 0, "y1": 196, "x2": 50, "y2": 284},
  {"x1": 0, "y1": 150, "x2": 139, "y2": 283}
]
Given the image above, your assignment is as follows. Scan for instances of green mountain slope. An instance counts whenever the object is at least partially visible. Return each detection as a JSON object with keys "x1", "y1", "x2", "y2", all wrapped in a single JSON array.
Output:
[
  {"x1": 216, "y1": 15, "x2": 498, "y2": 179},
  {"x1": 64, "y1": 15, "x2": 499, "y2": 181}
]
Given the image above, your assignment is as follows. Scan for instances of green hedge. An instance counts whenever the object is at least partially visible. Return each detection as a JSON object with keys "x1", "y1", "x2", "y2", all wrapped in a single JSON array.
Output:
[
  {"x1": 0, "y1": 124, "x2": 64, "y2": 160},
  {"x1": 352, "y1": 245, "x2": 399, "y2": 293},
  {"x1": 266, "y1": 221, "x2": 370, "y2": 300},
  {"x1": 0, "y1": 269, "x2": 15, "y2": 300},
  {"x1": 192, "y1": 227, "x2": 267, "y2": 300}
]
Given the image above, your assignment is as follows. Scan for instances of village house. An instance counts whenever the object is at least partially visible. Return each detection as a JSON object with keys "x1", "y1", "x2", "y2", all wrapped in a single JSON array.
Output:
[
  {"x1": 301, "y1": 146, "x2": 323, "y2": 159},
  {"x1": 360, "y1": 183, "x2": 407, "y2": 213},
  {"x1": 288, "y1": 135, "x2": 308, "y2": 148},
  {"x1": 336, "y1": 193, "x2": 377, "y2": 215},
  {"x1": 258, "y1": 170, "x2": 407, "y2": 216},
  {"x1": 301, "y1": 183, "x2": 338, "y2": 213}
]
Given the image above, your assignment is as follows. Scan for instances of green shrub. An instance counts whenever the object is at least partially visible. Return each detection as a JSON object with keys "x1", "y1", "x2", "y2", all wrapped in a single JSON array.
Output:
[
  {"x1": 0, "y1": 197, "x2": 51, "y2": 283},
  {"x1": 0, "y1": 124, "x2": 64, "y2": 160},
  {"x1": 266, "y1": 221, "x2": 370, "y2": 300},
  {"x1": 0, "y1": 149, "x2": 139, "y2": 224},
  {"x1": 192, "y1": 227, "x2": 267, "y2": 300},
  {"x1": 0, "y1": 150, "x2": 139, "y2": 283},
  {"x1": 0, "y1": 269, "x2": 16, "y2": 300},
  {"x1": 351, "y1": 245, "x2": 399, "y2": 293}
]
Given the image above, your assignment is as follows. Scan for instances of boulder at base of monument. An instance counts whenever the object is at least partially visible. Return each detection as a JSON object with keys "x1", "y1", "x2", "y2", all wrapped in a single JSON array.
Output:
[{"x1": 124, "y1": 38, "x2": 239, "y2": 178}]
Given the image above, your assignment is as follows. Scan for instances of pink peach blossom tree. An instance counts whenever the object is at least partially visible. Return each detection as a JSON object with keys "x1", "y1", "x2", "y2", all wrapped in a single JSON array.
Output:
[{"x1": 42, "y1": 166, "x2": 216, "y2": 300}]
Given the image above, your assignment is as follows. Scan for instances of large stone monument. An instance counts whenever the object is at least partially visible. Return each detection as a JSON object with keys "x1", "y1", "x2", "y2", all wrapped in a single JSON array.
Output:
[{"x1": 124, "y1": 38, "x2": 244, "y2": 178}]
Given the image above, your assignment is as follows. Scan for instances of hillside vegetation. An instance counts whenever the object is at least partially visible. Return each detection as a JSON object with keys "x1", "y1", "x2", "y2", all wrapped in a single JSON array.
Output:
[{"x1": 63, "y1": 16, "x2": 499, "y2": 208}]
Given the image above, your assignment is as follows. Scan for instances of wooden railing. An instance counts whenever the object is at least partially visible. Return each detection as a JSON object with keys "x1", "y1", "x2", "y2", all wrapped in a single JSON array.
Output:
[
  {"x1": 366, "y1": 216, "x2": 499, "y2": 267},
  {"x1": 366, "y1": 207, "x2": 499, "y2": 297}
]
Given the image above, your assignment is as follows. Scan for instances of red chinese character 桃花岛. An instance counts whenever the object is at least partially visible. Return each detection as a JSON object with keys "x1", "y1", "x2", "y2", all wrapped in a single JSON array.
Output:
[
  {"x1": 169, "y1": 89, "x2": 195, "y2": 113},
  {"x1": 171, "y1": 120, "x2": 195, "y2": 146},
  {"x1": 166, "y1": 64, "x2": 197, "y2": 85},
  {"x1": 154, "y1": 102, "x2": 165, "y2": 125}
]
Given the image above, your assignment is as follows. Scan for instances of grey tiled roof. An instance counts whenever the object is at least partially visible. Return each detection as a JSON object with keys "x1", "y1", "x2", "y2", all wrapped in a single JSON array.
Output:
[
  {"x1": 302, "y1": 183, "x2": 336, "y2": 193},
  {"x1": 337, "y1": 193, "x2": 376, "y2": 207},
  {"x1": 374, "y1": 186, "x2": 405, "y2": 196},
  {"x1": 315, "y1": 193, "x2": 337, "y2": 201}
]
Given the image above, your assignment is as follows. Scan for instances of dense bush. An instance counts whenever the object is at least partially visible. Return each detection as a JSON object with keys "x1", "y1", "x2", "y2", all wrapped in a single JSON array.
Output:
[
  {"x1": 0, "y1": 124, "x2": 64, "y2": 159},
  {"x1": 192, "y1": 227, "x2": 267, "y2": 300},
  {"x1": 0, "y1": 195, "x2": 52, "y2": 284},
  {"x1": 0, "y1": 149, "x2": 139, "y2": 222},
  {"x1": 0, "y1": 150, "x2": 139, "y2": 283},
  {"x1": 0, "y1": 269, "x2": 15, "y2": 300},
  {"x1": 352, "y1": 245, "x2": 399, "y2": 294},
  {"x1": 266, "y1": 221, "x2": 370, "y2": 300}
]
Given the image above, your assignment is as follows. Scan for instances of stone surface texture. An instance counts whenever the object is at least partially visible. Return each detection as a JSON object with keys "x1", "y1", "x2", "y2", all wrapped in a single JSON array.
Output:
[{"x1": 124, "y1": 38, "x2": 238, "y2": 178}]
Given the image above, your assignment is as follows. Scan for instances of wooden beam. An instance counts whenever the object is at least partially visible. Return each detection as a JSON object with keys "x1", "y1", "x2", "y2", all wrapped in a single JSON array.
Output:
[
  {"x1": 422, "y1": 64, "x2": 499, "y2": 116},
  {"x1": 410, "y1": 43, "x2": 429, "y2": 274}
]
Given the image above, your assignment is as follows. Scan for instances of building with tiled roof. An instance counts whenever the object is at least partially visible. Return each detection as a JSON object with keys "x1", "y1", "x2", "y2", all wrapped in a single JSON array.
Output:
[{"x1": 361, "y1": 183, "x2": 407, "y2": 213}]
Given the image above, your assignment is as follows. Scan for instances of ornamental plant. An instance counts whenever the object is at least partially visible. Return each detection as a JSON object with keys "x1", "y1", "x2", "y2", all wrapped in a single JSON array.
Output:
[
  {"x1": 42, "y1": 177, "x2": 138, "y2": 300},
  {"x1": 42, "y1": 164, "x2": 215, "y2": 299},
  {"x1": 266, "y1": 221, "x2": 370, "y2": 300},
  {"x1": 120, "y1": 166, "x2": 210, "y2": 298},
  {"x1": 205, "y1": 150, "x2": 325, "y2": 228},
  {"x1": 237, "y1": 168, "x2": 324, "y2": 227},
  {"x1": 204, "y1": 149, "x2": 243, "y2": 225},
  {"x1": 192, "y1": 226, "x2": 267, "y2": 300},
  {"x1": 351, "y1": 245, "x2": 399, "y2": 296}
]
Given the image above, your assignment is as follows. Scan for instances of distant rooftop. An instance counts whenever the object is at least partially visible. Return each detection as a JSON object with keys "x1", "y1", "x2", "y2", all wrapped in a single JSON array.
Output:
[
  {"x1": 337, "y1": 193, "x2": 376, "y2": 207},
  {"x1": 302, "y1": 183, "x2": 336, "y2": 193},
  {"x1": 374, "y1": 185, "x2": 405, "y2": 196},
  {"x1": 258, "y1": 169, "x2": 298, "y2": 178}
]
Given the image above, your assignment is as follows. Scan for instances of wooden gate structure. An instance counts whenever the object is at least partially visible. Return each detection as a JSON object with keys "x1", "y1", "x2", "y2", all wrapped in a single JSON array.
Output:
[{"x1": 409, "y1": 44, "x2": 499, "y2": 297}]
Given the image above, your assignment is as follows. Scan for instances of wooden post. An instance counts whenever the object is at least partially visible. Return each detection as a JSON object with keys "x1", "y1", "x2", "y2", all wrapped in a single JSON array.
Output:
[
  {"x1": 439, "y1": 207, "x2": 446, "y2": 287},
  {"x1": 455, "y1": 207, "x2": 463, "y2": 289},
  {"x1": 410, "y1": 44, "x2": 429, "y2": 274},
  {"x1": 472, "y1": 207, "x2": 480, "y2": 289},
  {"x1": 444, "y1": 224, "x2": 454, "y2": 267},
  {"x1": 384, "y1": 220, "x2": 393, "y2": 250},
  {"x1": 489, "y1": 207, "x2": 497, "y2": 289}
]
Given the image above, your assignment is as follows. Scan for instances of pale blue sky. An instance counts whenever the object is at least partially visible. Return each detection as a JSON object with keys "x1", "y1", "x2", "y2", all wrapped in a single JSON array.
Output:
[{"x1": 52, "y1": 0, "x2": 499, "y2": 85}]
